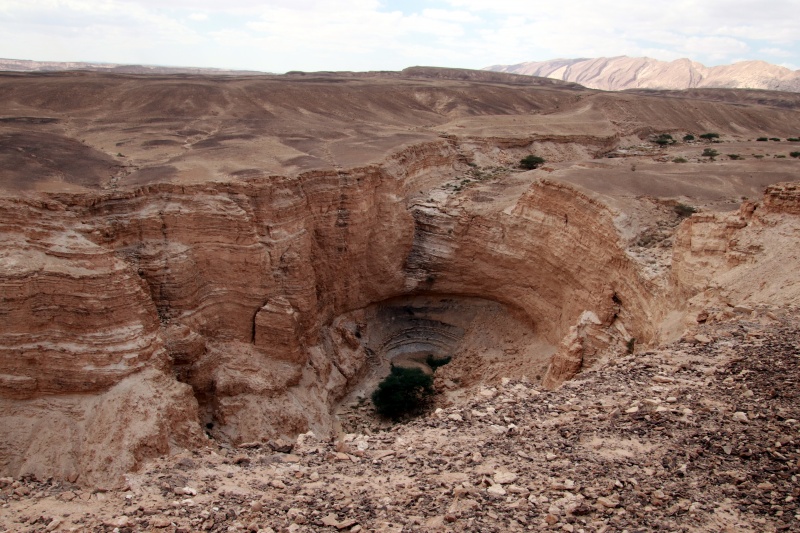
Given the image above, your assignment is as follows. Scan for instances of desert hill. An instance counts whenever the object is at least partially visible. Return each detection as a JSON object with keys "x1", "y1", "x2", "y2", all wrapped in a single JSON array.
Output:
[
  {"x1": 0, "y1": 67, "x2": 799, "y2": 531},
  {"x1": 486, "y1": 56, "x2": 800, "y2": 92}
]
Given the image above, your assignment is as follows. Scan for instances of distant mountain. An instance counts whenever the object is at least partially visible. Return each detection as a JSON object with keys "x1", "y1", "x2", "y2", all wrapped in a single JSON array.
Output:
[
  {"x1": 0, "y1": 58, "x2": 265, "y2": 76},
  {"x1": 485, "y1": 56, "x2": 800, "y2": 92}
]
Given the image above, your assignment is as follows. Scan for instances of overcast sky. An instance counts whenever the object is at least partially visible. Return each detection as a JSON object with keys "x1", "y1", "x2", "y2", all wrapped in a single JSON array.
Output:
[{"x1": 1, "y1": 0, "x2": 798, "y2": 72}]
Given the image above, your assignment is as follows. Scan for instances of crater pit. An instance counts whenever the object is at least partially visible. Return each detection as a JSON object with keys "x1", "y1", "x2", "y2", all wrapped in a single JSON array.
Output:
[{"x1": 332, "y1": 294, "x2": 554, "y2": 427}]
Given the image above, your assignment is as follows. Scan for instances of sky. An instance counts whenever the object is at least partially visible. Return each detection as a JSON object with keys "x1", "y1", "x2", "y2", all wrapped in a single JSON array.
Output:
[{"x1": 1, "y1": 0, "x2": 798, "y2": 73}]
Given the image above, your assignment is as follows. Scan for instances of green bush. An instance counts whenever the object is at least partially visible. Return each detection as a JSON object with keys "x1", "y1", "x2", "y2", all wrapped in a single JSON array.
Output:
[
  {"x1": 372, "y1": 366, "x2": 434, "y2": 420},
  {"x1": 425, "y1": 354, "x2": 452, "y2": 370},
  {"x1": 787, "y1": 138, "x2": 800, "y2": 142},
  {"x1": 674, "y1": 204, "x2": 697, "y2": 218},
  {"x1": 683, "y1": 134, "x2": 695, "y2": 141},
  {"x1": 790, "y1": 152, "x2": 800, "y2": 158},
  {"x1": 699, "y1": 133, "x2": 720, "y2": 140},
  {"x1": 672, "y1": 157, "x2": 688, "y2": 163},
  {"x1": 653, "y1": 133, "x2": 675, "y2": 146},
  {"x1": 770, "y1": 138, "x2": 781, "y2": 142},
  {"x1": 519, "y1": 155, "x2": 545, "y2": 170},
  {"x1": 757, "y1": 137, "x2": 768, "y2": 141},
  {"x1": 728, "y1": 154, "x2": 744, "y2": 160},
  {"x1": 702, "y1": 148, "x2": 719, "y2": 159},
  {"x1": 626, "y1": 338, "x2": 636, "y2": 354}
]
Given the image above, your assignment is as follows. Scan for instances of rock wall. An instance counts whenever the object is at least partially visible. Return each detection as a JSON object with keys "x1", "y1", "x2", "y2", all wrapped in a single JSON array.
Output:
[
  {"x1": 0, "y1": 157, "x2": 671, "y2": 485},
  {"x1": 671, "y1": 182, "x2": 800, "y2": 316},
  {"x1": 0, "y1": 197, "x2": 202, "y2": 487},
  {"x1": 399, "y1": 179, "x2": 656, "y2": 387}
]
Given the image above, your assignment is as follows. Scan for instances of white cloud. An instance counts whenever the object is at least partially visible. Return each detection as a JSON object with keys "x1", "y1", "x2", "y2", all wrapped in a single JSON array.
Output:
[
  {"x1": 0, "y1": 0, "x2": 797, "y2": 71},
  {"x1": 759, "y1": 47, "x2": 794, "y2": 58}
]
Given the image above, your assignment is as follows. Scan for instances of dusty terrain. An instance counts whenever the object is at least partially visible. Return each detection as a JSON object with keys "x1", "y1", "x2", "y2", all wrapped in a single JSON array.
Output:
[
  {"x1": 487, "y1": 56, "x2": 800, "y2": 93},
  {"x1": 0, "y1": 68, "x2": 799, "y2": 531}
]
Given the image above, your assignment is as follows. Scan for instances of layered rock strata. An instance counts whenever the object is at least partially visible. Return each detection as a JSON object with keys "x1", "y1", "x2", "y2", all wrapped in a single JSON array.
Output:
[{"x1": 0, "y1": 154, "x2": 664, "y2": 485}]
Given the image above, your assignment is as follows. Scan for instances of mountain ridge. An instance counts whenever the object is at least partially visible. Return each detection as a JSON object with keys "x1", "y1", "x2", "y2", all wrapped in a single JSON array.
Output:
[
  {"x1": 485, "y1": 56, "x2": 800, "y2": 92},
  {"x1": 0, "y1": 57, "x2": 266, "y2": 76}
]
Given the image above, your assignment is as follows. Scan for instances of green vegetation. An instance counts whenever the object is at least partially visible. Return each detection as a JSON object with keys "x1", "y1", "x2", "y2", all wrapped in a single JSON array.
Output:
[
  {"x1": 519, "y1": 155, "x2": 545, "y2": 170},
  {"x1": 626, "y1": 338, "x2": 636, "y2": 354},
  {"x1": 372, "y1": 353, "x2": 452, "y2": 421},
  {"x1": 653, "y1": 133, "x2": 675, "y2": 146},
  {"x1": 425, "y1": 354, "x2": 452, "y2": 370},
  {"x1": 790, "y1": 152, "x2": 800, "y2": 158},
  {"x1": 682, "y1": 134, "x2": 695, "y2": 142},
  {"x1": 371, "y1": 366, "x2": 434, "y2": 420},
  {"x1": 728, "y1": 154, "x2": 744, "y2": 160},
  {"x1": 702, "y1": 148, "x2": 719, "y2": 159},
  {"x1": 674, "y1": 203, "x2": 698, "y2": 218},
  {"x1": 753, "y1": 154, "x2": 765, "y2": 159},
  {"x1": 770, "y1": 137, "x2": 781, "y2": 142},
  {"x1": 672, "y1": 157, "x2": 688, "y2": 163},
  {"x1": 775, "y1": 155, "x2": 786, "y2": 158},
  {"x1": 787, "y1": 138, "x2": 800, "y2": 142},
  {"x1": 699, "y1": 133, "x2": 720, "y2": 140},
  {"x1": 757, "y1": 137, "x2": 769, "y2": 141}
]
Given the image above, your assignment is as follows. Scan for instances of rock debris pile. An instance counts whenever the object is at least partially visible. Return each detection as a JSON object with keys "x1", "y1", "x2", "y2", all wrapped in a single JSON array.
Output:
[{"x1": 2, "y1": 315, "x2": 797, "y2": 532}]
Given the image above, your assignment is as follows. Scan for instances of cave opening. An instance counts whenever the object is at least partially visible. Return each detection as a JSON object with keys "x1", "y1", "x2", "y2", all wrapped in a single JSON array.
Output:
[{"x1": 333, "y1": 293, "x2": 557, "y2": 432}]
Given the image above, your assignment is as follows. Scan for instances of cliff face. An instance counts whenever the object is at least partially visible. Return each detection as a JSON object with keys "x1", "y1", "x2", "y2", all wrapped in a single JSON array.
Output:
[
  {"x1": 672, "y1": 182, "x2": 800, "y2": 316},
  {"x1": 0, "y1": 197, "x2": 203, "y2": 487},
  {"x1": 0, "y1": 155, "x2": 660, "y2": 484}
]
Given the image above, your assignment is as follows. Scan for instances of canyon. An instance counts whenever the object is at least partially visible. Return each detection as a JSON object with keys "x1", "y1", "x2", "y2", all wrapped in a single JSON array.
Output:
[{"x1": 0, "y1": 67, "x2": 799, "y2": 527}]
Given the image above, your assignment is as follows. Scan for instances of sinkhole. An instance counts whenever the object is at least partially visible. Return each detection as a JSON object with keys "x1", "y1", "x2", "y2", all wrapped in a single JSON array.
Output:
[{"x1": 335, "y1": 293, "x2": 556, "y2": 430}]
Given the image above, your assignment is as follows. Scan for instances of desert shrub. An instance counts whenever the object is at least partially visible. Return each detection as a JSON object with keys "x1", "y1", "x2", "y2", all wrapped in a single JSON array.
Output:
[
  {"x1": 699, "y1": 133, "x2": 720, "y2": 140},
  {"x1": 775, "y1": 154, "x2": 786, "y2": 158},
  {"x1": 753, "y1": 154, "x2": 765, "y2": 159},
  {"x1": 787, "y1": 138, "x2": 800, "y2": 142},
  {"x1": 702, "y1": 148, "x2": 719, "y2": 159},
  {"x1": 519, "y1": 155, "x2": 545, "y2": 170},
  {"x1": 790, "y1": 151, "x2": 800, "y2": 158},
  {"x1": 653, "y1": 133, "x2": 675, "y2": 146},
  {"x1": 372, "y1": 366, "x2": 434, "y2": 420},
  {"x1": 425, "y1": 354, "x2": 452, "y2": 370},
  {"x1": 626, "y1": 338, "x2": 636, "y2": 354},
  {"x1": 757, "y1": 137, "x2": 768, "y2": 141},
  {"x1": 672, "y1": 157, "x2": 688, "y2": 163},
  {"x1": 683, "y1": 134, "x2": 695, "y2": 141},
  {"x1": 674, "y1": 204, "x2": 697, "y2": 218},
  {"x1": 728, "y1": 154, "x2": 744, "y2": 160},
  {"x1": 770, "y1": 138, "x2": 781, "y2": 142}
]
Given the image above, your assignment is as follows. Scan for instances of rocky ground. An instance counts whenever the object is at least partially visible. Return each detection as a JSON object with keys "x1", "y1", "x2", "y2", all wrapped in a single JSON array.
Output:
[{"x1": 1, "y1": 310, "x2": 798, "y2": 533}]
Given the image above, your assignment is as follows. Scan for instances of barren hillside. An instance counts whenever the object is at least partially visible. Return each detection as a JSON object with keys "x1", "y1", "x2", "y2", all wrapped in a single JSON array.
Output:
[
  {"x1": 486, "y1": 56, "x2": 800, "y2": 93},
  {"x1": 0, "y1": 68, "x2": 799, "y2": 531}
]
